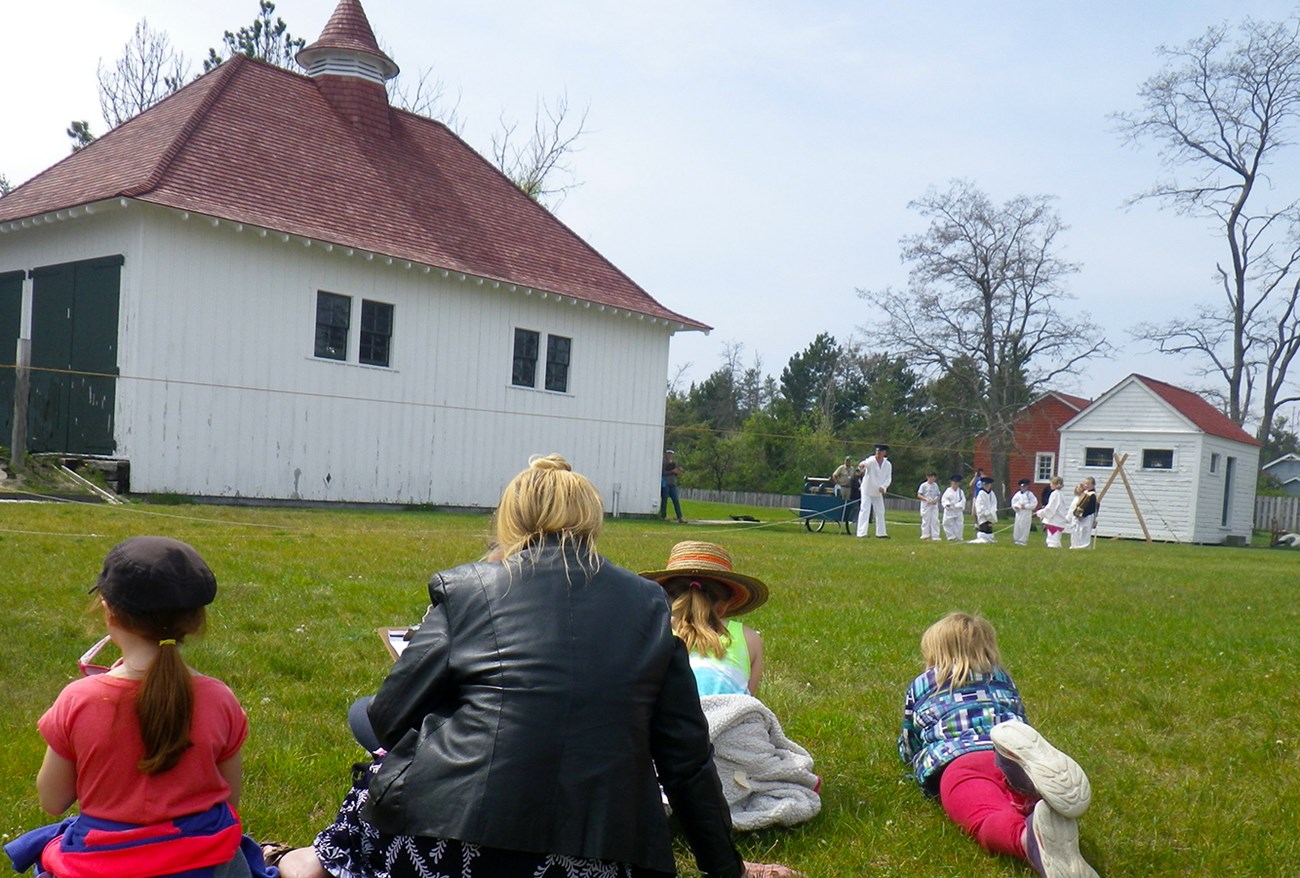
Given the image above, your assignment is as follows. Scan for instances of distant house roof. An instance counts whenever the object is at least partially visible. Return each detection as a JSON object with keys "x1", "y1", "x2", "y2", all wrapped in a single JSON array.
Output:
[
  {"x1": 1063, "y1": 374, "x2": 1261, "y2": 447},
  {"x1": 1043, "y1": 391, "x2": 1091, "y2": 412},
  {"x1": 1262, "y1": 453, "x2": 1300, "y2": 471},
  {"x1": 0, "y1": 47, "x2": 706, "y2": 331}
]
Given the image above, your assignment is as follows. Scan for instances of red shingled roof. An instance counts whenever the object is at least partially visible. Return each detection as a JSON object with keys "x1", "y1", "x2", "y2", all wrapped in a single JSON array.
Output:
[
  {"x1": 1132, "y1": 375, "x2": 1261, "y2": 446},
  {"x1": 0, "y1": 56, "x2": 706, "y2": 331}
]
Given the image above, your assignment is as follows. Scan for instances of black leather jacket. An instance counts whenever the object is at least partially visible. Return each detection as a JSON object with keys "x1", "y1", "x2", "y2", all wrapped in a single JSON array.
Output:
[{"x1": 362, "y1": 542, "x2": 743, "y2": 878}]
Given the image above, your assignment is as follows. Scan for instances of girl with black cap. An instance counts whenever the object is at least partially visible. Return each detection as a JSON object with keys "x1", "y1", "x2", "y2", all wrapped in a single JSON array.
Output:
[{"x1": 5, "y1": 537, "x2": 274, "y2": 877}]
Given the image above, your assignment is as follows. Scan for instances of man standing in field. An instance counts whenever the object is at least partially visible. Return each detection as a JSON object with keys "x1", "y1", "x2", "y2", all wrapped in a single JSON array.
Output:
[
  {"x1": 832, "y1": 456, "x2": 856, "y2": 500},
  {"x1": 857, "y1": 444, "x2": 893, "y2": 538}
]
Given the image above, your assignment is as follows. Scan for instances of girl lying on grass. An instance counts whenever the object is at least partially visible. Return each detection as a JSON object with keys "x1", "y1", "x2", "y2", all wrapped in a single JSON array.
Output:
[{"x1": 898, "y1": 612, "x2": 1098, "y2": 878}]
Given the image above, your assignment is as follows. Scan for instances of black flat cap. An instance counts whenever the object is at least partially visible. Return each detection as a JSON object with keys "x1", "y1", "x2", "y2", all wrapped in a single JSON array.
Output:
[{"x1": 91, "y1": 537, "x2": 216, "y2": 614}]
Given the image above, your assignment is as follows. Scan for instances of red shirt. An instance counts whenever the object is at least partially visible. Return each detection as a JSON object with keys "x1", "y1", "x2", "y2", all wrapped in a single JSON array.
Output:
[{"x1": 39, "y1": 673, "x2": 248, "y2": 823}]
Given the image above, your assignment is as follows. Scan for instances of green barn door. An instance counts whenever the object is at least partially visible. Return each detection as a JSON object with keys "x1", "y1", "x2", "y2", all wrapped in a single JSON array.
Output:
[
  {"x1": 30, "y1": 255, "x2": 123, "y2": 454},
  {"x1": 0, "y1": 270, "x2": 23, "y2": 444}
]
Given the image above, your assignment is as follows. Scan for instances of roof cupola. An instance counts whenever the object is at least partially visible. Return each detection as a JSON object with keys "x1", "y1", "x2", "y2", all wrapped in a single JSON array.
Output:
[{"x1": 296, "y1": 0, "x2": 398, "y2": 135}]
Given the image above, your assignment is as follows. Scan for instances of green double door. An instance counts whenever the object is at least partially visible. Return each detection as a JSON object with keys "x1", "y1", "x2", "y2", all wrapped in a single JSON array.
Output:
[{"x1": 1, "y1": 255, "x2": 123, "y2": 455}]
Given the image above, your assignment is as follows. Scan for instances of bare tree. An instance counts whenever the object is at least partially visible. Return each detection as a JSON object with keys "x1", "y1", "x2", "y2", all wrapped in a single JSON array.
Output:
[
  {"x1": 491, "y1": 93, "x2": 589, "y2": 209},
  {"x1": 1116, "y1": 15, "x2": 1300, "y2": 439},
  {"x1": 387, "y1": 66, "x2": 464, "y2": 132},
  {"x1": 858, "y1": 180, "x2": 1108, "y2": 499},
  {"x1": 98, "y1": 19, "x2": 190, "y2": 128}
]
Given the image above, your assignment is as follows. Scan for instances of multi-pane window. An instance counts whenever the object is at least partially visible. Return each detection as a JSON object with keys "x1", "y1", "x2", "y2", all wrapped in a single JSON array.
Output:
[
  {"x1": 1142, "y1": 449, "x2": 1174, "y2": 470},
  {"x1": 545, "y1": 334, "x2": 571, "y2": 393},
  {"x1": 314, "y1": 291, "x2": 350, "y2": 360},
  {"x1": 1084, "y1": 447, "x2": 1114, "y2": 468},
  {"x1": 1034, "y1": 452, "x2": 1055, "y2": 483},
  {"x1": 512, "y1": 328, "x2": 540, "y2": 387},
  {"x1": 360, "y1": 300, "x2": 394, "y2": 367},
  {"x1": 512, "y1": 329, "x2": 574, "y2": 392}
]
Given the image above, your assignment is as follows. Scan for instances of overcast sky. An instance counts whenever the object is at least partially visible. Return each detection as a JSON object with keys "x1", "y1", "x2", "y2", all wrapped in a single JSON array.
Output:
[{"x1": 5, "y1": 0, "x2": 1300, "y2": 422}]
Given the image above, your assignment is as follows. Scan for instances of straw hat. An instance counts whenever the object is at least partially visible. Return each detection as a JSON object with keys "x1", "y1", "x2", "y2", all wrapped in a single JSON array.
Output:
[{"x1": 639, "y1": 540, "x2": 769, "y2": 616}]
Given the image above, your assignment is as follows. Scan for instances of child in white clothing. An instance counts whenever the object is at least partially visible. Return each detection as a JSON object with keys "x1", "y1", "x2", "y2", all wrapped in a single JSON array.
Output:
[
  {"x1": 917, "y1": 472, "x2": 942, "y2": 540},
  {"x1": 1010, "y1": 479, "x2": 1038, "y2": 546},
  {"x1": 970, "y1": 479, "x2": 998, "y2": 543},
  {"x1": 940, "y1": 475, "x2": 965, "y2": 542}
]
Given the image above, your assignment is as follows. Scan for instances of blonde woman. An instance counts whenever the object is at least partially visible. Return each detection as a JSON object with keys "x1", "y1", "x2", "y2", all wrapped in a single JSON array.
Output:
[
  {"x1": 898, "y1": 612, "x2": 1096, "y2": 878},
  {"x1": 278, "y1": 455, "x2": 797, "y2": 878}
]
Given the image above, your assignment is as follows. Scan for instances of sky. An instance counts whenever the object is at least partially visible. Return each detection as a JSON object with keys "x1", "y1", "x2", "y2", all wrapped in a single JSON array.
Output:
[{"x1": 4, "y1": 0, "x2": 1300, "y2": 422}]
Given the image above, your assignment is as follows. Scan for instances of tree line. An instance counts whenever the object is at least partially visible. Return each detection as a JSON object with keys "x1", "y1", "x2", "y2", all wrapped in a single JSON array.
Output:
[{"x1": 670, "y1": 10, "x2": 1300, "y2": 498}]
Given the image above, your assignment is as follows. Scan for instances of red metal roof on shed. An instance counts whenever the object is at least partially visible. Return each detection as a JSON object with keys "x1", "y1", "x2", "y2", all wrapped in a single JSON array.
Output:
[{"x1": 1131, "y1": 375, "x2": 1260, "y2": 446}]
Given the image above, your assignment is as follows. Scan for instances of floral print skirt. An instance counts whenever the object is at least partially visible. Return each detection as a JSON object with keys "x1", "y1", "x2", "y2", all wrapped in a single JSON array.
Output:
[{"x1": 313, "y1": 761, "x2": 671, "y2": 878}]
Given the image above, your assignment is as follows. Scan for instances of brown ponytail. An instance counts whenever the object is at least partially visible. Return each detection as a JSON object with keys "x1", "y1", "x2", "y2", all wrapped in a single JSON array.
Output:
[{"x1": 110, "y1": 605, "x2": 205, "y2": 774}]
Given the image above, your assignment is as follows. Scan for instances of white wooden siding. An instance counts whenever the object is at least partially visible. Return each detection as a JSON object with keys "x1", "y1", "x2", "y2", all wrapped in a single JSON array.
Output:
[
  {"x1": 1, "y1": 204, "x2": 677, "y2": 511},
  {"x1": 1064, "y1": 381, "x2": 1192, "y2": 433},
  {"x1": 1059, "y1": 430, "x2": 1203, "y2": 541}
]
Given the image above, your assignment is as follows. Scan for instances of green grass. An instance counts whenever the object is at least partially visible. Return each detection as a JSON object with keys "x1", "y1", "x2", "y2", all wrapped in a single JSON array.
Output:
[{"x1": 2, "y1": 498, "x2": 1298, "y2": 876}]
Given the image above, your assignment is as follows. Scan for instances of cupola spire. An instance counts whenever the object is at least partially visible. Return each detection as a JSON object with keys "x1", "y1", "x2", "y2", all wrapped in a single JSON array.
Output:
[{"x1": 296, "y1": 0, "x2": 398, "y2": 135}]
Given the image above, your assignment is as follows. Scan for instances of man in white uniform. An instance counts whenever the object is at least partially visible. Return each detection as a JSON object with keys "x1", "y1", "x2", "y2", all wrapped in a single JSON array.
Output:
[{"x1": 856, "y1": 444, "x2": 893, "y2": 538}]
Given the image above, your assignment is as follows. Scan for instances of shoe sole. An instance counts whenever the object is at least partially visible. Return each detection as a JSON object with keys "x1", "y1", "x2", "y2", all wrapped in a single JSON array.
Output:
[
  {"x1": 1030, "y1": 801, "x2": 1098, "y2": 878},
  {"x1": 992, "y1": 720, "x2": 1091, "y2": 818}
]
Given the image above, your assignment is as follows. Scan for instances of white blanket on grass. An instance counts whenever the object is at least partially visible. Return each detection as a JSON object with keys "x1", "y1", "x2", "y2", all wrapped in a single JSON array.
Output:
[{"x1": 699, "y1": 694, "x2": 821, "y2": 830}]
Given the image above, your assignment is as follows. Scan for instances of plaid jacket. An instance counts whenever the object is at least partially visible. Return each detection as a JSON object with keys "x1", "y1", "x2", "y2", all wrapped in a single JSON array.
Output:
[{"x1": 897, "y1": 666, "x2": 1026, "y2": 794}]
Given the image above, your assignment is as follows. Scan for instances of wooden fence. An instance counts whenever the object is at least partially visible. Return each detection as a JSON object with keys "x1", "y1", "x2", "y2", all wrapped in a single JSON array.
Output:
[{"x1": 1254, "y1": 495, "x2": 1300, "y2": 533}]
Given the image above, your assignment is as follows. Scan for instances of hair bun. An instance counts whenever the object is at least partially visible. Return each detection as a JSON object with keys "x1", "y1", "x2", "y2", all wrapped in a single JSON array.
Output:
[{"x1": 527, "y1": 453, "x2": 572, "y2": 472}]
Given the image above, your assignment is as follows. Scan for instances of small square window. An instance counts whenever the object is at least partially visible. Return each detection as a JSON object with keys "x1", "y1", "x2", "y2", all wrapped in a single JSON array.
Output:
[
  {"x1": 1084, "y1": 447, "x2": 1114, "y2": 468},
  {"x1": 1142, "y1": 449, "x2": 1174, "y2": 470},
  {"x1": 360, "y1": 300, "x2": 394, "y2": 367},
  {"x1": 1034, "y1": 452, "x2": 1055, "y2": 483},
  {"x1": 315, "y1": 292, "x2": 351, "y2": 360},
  {"x1": 545, "y1": 334, "x2": 571, "y2": 393},
  {"x1": 512, "y1": 328, "x2": 539, "y2": 387}
]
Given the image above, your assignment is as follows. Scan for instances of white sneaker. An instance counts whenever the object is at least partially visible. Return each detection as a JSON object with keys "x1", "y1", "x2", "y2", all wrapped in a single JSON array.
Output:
[
  {"x1": 992, "y1": 720, "x2": 1091, "y2": 818},
  {"x1": 1025, "y1": 800, "x2": 1098, "y2": 878}
]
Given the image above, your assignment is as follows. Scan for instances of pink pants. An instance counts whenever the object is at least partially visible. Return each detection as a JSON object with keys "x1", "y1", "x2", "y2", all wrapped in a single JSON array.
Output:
[{"x1": 938, "y1": 750, "x2": 1031, "y2": 860}]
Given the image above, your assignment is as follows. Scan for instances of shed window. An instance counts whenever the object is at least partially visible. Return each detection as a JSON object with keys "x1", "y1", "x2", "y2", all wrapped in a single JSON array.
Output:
[
  {"x1": 545, "y1": 334, "x2": 571, "y2": 393},
  {"x1": 512, "y1": 328, "x2": 539, "y2": 387},
  {"x1": 1142, "y1": 449, "x2": 1174, "y2": 470},
  {"x1": 1084, "y1": 447, "x2": 1114, "y2": 468},
  {"x1": 1210, "y1": 453, "x2": 1220, "y2": 474},
  {"x1": 314, "y1": 292, "x2": 351, "y2": 360},
  {"x1": 359, "y1": 300, "x2": 394, "y2": 367},
  {"x1": 1034, "y1": 452, "x2": 1055, "y2": 483}
]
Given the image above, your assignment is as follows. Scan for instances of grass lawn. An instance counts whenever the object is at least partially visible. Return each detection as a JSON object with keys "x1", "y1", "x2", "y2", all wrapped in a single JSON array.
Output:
[{"x1": 1, "y1": 498, "x2": 1297, "y2": 876}]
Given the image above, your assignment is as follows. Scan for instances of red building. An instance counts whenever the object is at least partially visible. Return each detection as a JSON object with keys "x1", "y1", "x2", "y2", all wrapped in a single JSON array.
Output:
[{"x1": 972, "y1": 392, "x2": 1091, "y2": 489}]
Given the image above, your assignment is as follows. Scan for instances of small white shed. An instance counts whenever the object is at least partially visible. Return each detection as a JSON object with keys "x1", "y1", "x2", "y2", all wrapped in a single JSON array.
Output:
[{"x1": 1057, "y1": 374, "x2": 1260, "y2": 544}]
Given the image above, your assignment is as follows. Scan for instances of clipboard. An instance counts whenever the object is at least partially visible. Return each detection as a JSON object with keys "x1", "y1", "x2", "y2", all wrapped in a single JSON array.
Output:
[{"x1": 377, "y1": 627, "x2": 412, "y2": 661}]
